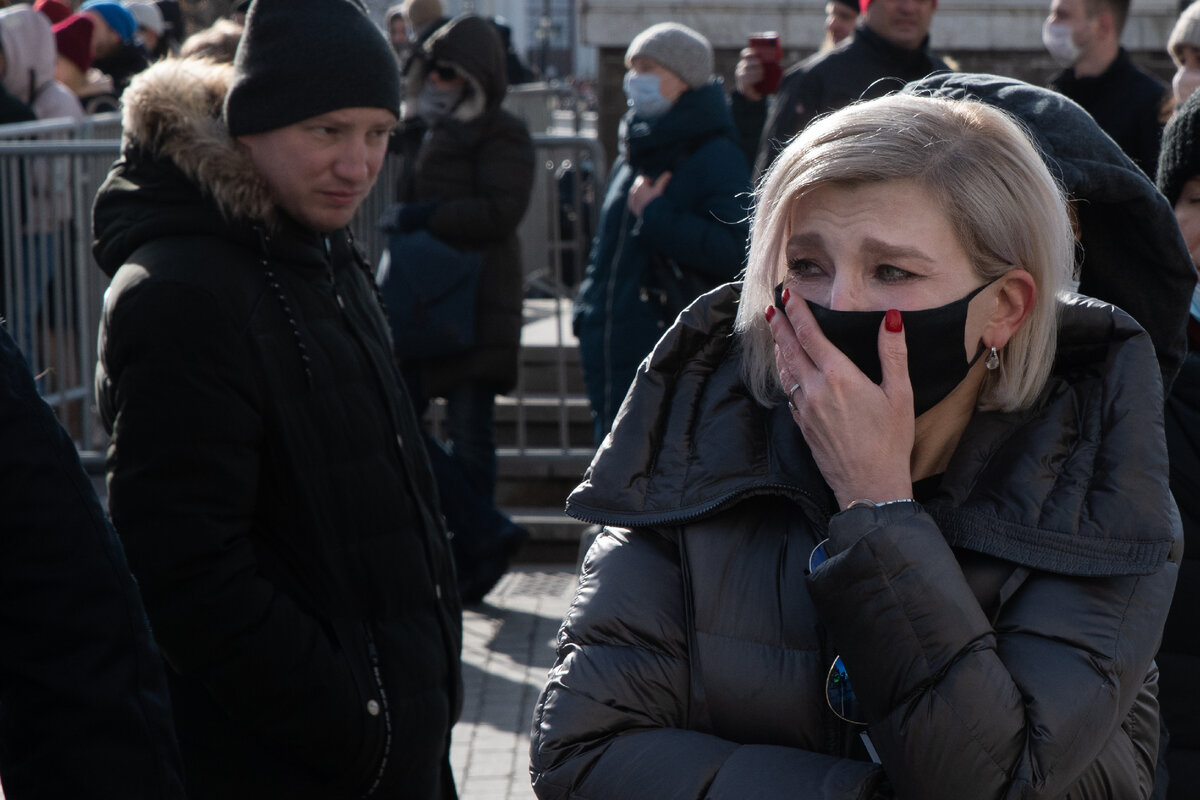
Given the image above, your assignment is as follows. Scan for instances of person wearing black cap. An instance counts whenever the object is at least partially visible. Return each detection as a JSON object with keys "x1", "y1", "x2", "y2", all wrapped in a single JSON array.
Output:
[
  {"x1": 1153, "y1": 86, "x2": 1200, "y2": 800},
  {"x1": 91, "y1": 0, "x2": 462, "y2": 796}
]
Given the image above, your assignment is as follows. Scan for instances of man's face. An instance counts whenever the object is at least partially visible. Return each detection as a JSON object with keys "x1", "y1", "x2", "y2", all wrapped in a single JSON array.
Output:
[
  {"x1": 84, "y1": 12, "x2": 123, "y2": 59},
  {"x1": 1047, "y1": 0, "x2": 1099, "y2": 54},
  {"x1": 238, "y1": 107, "x2": 396, "y2": 233},
  {"x1": 864, "y1": 0, "x2": 936, "y2": 51},
  {"x1": 824, "y1": 2, "x2": 859, "y2": 45}
]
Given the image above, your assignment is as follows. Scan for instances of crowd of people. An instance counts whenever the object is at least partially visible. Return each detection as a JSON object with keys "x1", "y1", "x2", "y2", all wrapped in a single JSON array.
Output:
[{"x1": 2, "y1": 0, "x2": 1200, "y2": 799}]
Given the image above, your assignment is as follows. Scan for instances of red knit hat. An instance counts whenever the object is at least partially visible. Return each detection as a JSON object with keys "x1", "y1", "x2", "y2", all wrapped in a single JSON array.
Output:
[
  {"x1": 34, "y1": 0, "x2": 72, "y2": 25},
  {"x1": 53, "y1": 14, "x2": 96, "y2": 74},
  {"x1": 860, "y1": 0, "x2": 938, "y2": 11}
]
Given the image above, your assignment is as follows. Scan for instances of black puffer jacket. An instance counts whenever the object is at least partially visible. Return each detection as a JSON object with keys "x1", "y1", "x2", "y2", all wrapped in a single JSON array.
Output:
[
  {"x1": 395, "y1": 14, "x2": 535, "y2": 397},
  {"x1": 531, "y1": 284, "x2": 1179, "y2": 799},
  {"x1": 92, "y1": 58, "x2": 461, "y2": 799}
]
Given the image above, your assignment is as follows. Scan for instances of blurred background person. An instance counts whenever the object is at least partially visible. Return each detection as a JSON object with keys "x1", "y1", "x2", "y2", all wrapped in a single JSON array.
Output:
[
  {"x1": 1153, "y1": 86, "x2": 1200, "y2": 800},
  {"x1": 125, "y1": 1, "x2": 172, "y2": 60},
  {"x1": 386, "y1": 13, "x2": 535, "y2": 603},
  {"x1": 155, "y1": 0, "x2": 183, "y2": 53},
  {"x1": 824, "y1": 0, "x2": 861, "y2": 48},
  {"x1": 403, "y1": 0, "x2": 448, "y2": 49},
  {"x1": 81, "y1": 1, "x2": 149, "y2": 97},
  {"x1": 33, "y1": 0, "x2": 71, "y2": 25},
  {"x1": 1044, "y1": 0, "x2": 1169, "y2": 174},
  {"x1": 1168, "y1": 1, "x2": 1200, "y2": 112},
  {"x1": 573, "y1": 22, "x2": 750, "y2": 446},
  {"x1": 733, "y1": 0, "x2": 947, "y2": 177},
  {"x1": 0, "y1": 3, "x2": 84, "y2": 122}
]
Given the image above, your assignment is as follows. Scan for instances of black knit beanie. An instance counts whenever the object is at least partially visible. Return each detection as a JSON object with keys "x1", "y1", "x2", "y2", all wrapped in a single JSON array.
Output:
[
  {"x1": 1158, "y1": 88, "x2": 1200, "y2": 206},
  {"x1": 224, "y1": 0, "x2": 400, "y2": 137}
]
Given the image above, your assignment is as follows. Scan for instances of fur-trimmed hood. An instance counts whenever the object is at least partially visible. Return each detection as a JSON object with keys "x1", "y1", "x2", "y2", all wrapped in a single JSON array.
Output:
[
  {"x1": 92, "y1": 57, "x2": 281, "y2": 275},
  {"x1": 120, "y1": 57, "x2": 275, "y2": 224},
  {"x1": 401, "y1": 13, "x2": 507, "y2": 125}
]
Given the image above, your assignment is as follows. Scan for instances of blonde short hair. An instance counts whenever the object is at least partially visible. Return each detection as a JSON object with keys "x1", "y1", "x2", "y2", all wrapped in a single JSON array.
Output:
[{"x1": 734, "y1": 94, "x2": 1072, "y2": 414}]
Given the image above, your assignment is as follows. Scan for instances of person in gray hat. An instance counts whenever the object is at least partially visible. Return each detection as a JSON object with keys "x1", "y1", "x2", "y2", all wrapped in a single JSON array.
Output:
[
  {"x1": 91, "y1": 0, "x2": 462, "y2": 796},
  {"x1": 574, "y1": 20, "x2": 751, "y2": 445}
]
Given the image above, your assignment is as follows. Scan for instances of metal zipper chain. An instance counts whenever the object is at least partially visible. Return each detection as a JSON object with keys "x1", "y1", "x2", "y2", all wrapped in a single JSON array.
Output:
[
  {"x1": 361, "y1": 627, "x2": 393, "y2": 798},
  {"x1": 257, "y1": 228, "x2": 314, "y2": 390}
]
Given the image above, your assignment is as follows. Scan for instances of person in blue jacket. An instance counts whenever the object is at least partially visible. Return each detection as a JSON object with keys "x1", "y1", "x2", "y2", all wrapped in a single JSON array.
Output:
[{"x1": 573, "y1": 22, "x2": 751, "y2": 445}]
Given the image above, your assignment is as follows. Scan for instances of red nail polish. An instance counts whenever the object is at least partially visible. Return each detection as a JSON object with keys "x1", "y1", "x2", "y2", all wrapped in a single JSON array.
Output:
[
  {"x1": 765, "y1": 305, "x2": 776, "y2": 322},
  {"x1": 885, "y1": 309, "x2": 903, "y2": 333},
  {"x1": 781, "y1": 288, "x2": 790, "y2": 305}
]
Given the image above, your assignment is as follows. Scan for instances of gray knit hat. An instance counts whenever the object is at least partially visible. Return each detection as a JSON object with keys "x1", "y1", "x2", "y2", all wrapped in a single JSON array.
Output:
[
  {"x1": 1170, "y1": 2, "x2": 1200, "y2": 67},
  {"x1": 224, "y1": 0, "x2": 400, "y2": 137},
  {"x1": 625, "y1": 22, "x2": 713, "y2": 89}
]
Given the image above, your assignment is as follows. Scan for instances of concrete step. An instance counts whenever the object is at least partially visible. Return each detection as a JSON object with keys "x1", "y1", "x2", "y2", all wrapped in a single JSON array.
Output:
[{"x1": 495, "y1": 447, "x2": 592, "y2": 509}]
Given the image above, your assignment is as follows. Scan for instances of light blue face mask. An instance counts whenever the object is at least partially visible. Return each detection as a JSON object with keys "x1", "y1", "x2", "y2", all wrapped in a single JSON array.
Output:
[{"x1": 623, "y1": 71, "x2": 671, "y2": 119}]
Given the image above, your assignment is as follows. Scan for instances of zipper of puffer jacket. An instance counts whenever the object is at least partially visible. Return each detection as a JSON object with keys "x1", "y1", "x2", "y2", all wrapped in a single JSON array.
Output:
[
  {"x1": 565, "y1": 482, "x2": 833, "y2": 530},
  {"x1": 360, "y1": 624, "x2": 393, "y2": 798}
]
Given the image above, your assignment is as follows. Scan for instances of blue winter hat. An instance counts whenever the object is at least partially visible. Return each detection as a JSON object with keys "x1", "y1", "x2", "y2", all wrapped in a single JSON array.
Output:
[{"x1": 81, "y1": 1, "x2": 136, "y2": 43}]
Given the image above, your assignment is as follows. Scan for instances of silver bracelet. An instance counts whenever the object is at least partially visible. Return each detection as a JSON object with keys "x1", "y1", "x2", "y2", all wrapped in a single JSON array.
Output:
[{"x1": 844, "y1": 498, "x2": 915, "y2": 511}]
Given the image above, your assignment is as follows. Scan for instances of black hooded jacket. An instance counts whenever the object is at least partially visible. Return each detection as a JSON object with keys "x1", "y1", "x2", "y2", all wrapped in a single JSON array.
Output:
[
  {"x1": 531, "y1": 285, "x2": 1179, "y2": 799},
  {"x1": 902, "y1": 73, "x2": 1197, "y2": 394},
  {"x1": 91, "y1": 58, "x2": 461, "y2": 799},
  {"x1": 394, "y1": 14, "x2": 535, "y2": 397}
]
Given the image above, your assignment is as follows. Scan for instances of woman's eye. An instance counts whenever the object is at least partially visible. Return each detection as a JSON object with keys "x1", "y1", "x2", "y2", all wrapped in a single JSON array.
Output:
[
  {"x1": 876, "y1": 264, "x2": 915, "y2": 282},
  {"x1": 786, "y1": 258, "x2": 824, "y2": 277}
]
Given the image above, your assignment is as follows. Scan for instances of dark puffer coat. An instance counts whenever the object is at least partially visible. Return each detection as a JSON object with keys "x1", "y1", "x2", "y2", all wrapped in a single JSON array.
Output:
[
  {"x1": 396, "y1": 14, "x2": 535, "y2": 397},
  {"x1": 0, "y1": 323, "x2": 185, "y2": 797},
  {"x1": 532, "y1": 285, "x2": 1179, "y2": 799},
  {"x1": 573, "y1": 81, "x2": 750, "y2": 438},
  {"x1": 92, "y1": 58, "x2": 461, "y2": 799}
]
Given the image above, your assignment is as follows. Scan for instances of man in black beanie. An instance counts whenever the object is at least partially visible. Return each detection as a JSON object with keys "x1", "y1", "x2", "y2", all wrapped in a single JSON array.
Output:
[{"x1": 90, "y1": 0, "x2": 463, "y2": 797}]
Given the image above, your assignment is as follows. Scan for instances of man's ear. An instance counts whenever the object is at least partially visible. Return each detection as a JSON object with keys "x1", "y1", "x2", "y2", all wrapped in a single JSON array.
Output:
[{"x1": 983, "y1": 268, "x2": 1037, "y2": 349}]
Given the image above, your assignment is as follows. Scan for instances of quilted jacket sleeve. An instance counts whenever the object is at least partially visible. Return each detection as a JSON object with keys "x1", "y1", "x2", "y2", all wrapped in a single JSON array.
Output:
[
  {"x1": 807, "y1": 502, "x2": 1177, "y2": 800},
  {"x1": 530, "y1": 528, "x2": 887, "y2": 800}
]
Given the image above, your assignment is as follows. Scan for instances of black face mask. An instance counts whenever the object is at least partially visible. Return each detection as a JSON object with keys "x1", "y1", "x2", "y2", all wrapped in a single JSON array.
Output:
[{"x1": 774, "y1": 279, "x2": 995, "y2": 417}]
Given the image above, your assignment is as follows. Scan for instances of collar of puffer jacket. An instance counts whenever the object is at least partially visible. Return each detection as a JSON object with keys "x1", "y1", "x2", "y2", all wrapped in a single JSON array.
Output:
[{"x1": 566, "y1": 283, "x2": 1178, "y2": 577}]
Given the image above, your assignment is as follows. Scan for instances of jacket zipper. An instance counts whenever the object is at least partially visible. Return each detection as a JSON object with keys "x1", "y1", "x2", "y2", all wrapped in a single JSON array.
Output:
[{"x1": 360, "y1": 625, "x2": 393, "y2": 798}]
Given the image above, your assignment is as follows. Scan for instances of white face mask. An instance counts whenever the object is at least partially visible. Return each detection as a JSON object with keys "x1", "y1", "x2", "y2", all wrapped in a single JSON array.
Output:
[
  {"x1": 1042, "y1": 20, "x2": 1082, "y2": 66},
  {"x1": 1175, "y1": 67, "x2": 1200, "y2": 108},
  {"x1": 416, "y1": 82, "x2": 462, "y2": 124},
  {"x1": 623, "y1": 71, "x2": 672, "y2": 119}
]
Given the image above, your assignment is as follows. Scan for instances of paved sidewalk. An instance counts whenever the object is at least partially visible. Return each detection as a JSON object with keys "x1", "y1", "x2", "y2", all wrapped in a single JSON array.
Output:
[{"x1": 451, "y1": 563, "x2": 579, "y2": 800}]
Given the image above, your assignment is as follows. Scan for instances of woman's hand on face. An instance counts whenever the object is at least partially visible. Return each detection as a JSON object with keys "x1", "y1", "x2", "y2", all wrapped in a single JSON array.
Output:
[{"x1": 768, "y1": 289, "x2": 915, "y2": 508}]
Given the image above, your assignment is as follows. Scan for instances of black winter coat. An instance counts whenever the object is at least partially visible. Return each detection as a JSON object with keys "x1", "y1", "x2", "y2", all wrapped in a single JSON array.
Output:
[
  {"x1": 1050, "y1": 48, "x2": 1169, "y2": 177},
  {"x1": 752, "y1": 23, "x2": 948, "y2": 177},
  {"x1": 92, "y1": 59, "x2": 462, "y2": 799},
  {"x1": 532, "y1": 285, "x2": 1179, "y2": 800},
  {"x1": 1158, "y1": 350, "x2": 1200, "y2": 797},
  {"x1": 396, "y1": 14, "x2": 535, "y2": 397},
  {"x1": 0, "y1": 324, "x2": 185, "y2": 798}
]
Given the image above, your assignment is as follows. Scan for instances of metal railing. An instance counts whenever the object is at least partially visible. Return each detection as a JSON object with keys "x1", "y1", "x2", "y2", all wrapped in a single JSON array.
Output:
[{"x1": 0, "y1": 115, "x2": 603, "y2": 455}]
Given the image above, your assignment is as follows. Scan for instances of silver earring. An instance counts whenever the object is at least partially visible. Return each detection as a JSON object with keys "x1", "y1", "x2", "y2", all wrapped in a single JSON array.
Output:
[{"x1": 985, "y1": 346, "x2": 1000, "y2": 370}]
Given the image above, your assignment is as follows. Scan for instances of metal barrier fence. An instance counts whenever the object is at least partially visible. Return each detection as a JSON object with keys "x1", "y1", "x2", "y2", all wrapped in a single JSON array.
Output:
[{"x1": 0, "y1": 116, "x2": 603, "y2": 453}]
